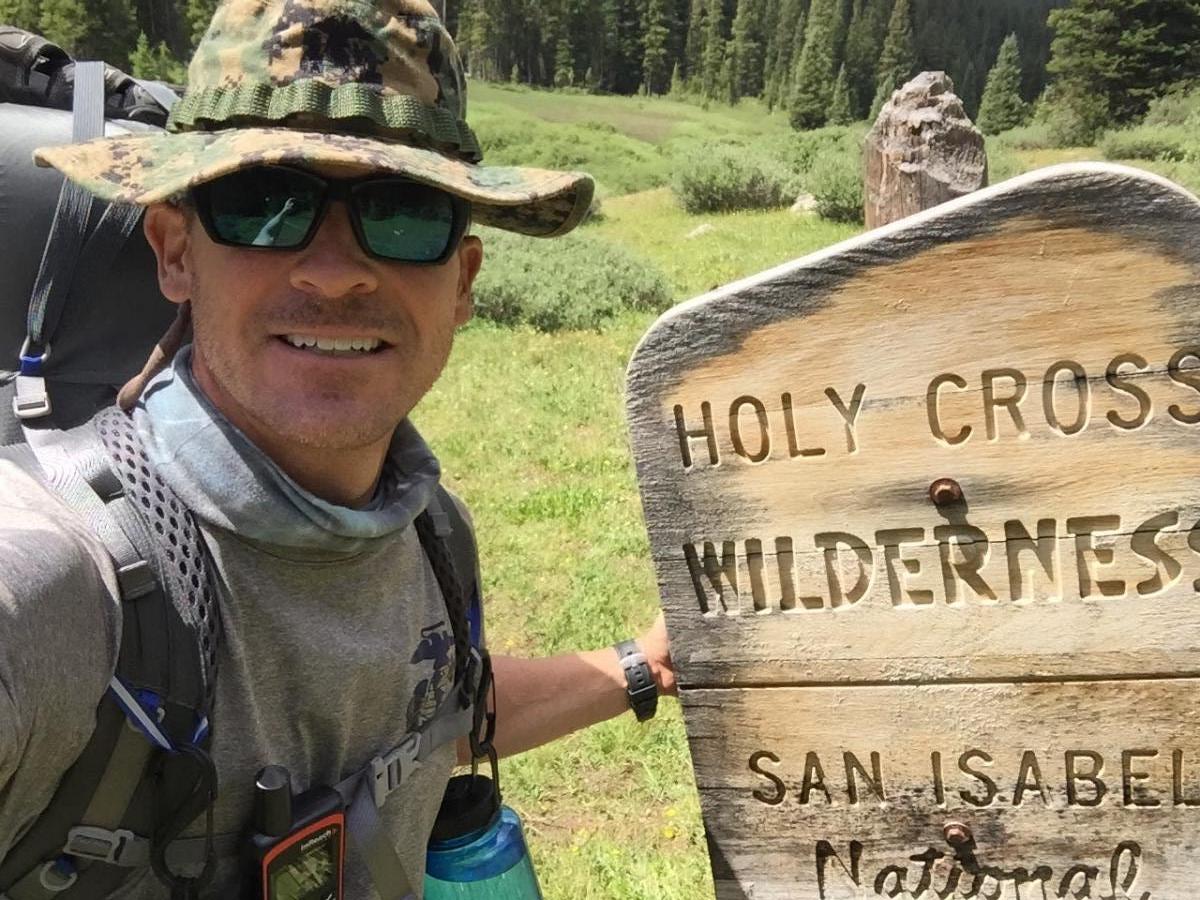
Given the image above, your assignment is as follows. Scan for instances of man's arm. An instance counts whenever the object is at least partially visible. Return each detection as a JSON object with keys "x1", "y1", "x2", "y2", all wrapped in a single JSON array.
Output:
[{"x1": 456, "y1": 613, "x2": 676, "y2": 764}]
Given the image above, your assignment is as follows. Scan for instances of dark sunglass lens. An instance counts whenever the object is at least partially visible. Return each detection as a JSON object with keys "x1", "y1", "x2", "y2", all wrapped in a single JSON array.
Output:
[
  {"x1": 354, "y1": 181, "x2": 456, "y2": 262},
  {"x1": 204, "y1": 168, "x2": 321, "y2": 249}
]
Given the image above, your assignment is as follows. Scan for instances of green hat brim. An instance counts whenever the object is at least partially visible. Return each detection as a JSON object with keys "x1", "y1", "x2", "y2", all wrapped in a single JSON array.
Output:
[{"x1": 34, "y1": 127, "x2": 595, "y2": 238}]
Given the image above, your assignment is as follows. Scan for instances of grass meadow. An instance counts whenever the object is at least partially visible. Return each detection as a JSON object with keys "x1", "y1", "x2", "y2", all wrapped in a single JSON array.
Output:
[{"x1": 414, "y1": 83, "x2": 1197, "y2": 898}]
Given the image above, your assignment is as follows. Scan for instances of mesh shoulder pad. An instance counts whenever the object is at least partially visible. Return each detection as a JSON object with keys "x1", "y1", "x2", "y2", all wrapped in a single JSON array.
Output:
[{"x1": 93, "y1": 407, "x2": 221, "y2": 715}]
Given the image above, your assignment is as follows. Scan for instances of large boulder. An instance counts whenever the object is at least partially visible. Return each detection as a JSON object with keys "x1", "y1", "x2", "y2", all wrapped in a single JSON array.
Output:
[{"x1": 864, "y1": 71, "x2": 987, "y2": 230}]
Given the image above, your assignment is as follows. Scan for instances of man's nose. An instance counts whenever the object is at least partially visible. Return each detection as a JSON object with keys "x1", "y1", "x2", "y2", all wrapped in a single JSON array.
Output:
[{"x1": 288, "y1": 201, "x2": 379, "y2": 298}]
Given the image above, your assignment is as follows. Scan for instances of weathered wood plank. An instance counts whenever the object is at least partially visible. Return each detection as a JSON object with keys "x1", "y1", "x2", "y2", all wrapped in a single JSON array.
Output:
[
  {"x1": 625, "y1": 164, "x2": 1200, "y2": 897},
  {"x1": 685, "y1": 681, "x2": 1200, "y2": 899}
]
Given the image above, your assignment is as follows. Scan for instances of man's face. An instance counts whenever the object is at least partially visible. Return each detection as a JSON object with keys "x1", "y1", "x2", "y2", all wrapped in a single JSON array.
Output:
[{"x1": 144, "y1": 170, "x2": 483, "y2": 456}]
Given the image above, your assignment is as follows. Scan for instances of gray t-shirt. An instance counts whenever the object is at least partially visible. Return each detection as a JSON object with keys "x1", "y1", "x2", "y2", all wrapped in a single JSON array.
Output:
[{"x1": 0, "y1": 351, "x2": 465, "y2": 898}]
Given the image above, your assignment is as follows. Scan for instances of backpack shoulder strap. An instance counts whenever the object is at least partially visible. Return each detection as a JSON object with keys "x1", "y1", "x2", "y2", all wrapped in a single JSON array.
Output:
[
  {"x1": 0, "y1": 412, "x2": 220, "y2": 899},
  {"x1": 326, "y1": 485, "x2": 487, "y2": 900}
]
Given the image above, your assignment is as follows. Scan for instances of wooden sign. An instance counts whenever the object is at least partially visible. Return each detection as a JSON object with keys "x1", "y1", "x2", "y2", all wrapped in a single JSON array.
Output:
[{"x1": 625, "y1": 164, "x2": 1200, "y2": 899}]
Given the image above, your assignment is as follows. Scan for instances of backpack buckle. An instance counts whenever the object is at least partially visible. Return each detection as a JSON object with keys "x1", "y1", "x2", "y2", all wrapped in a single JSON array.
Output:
[
  {"x1": 63, "y1": 826, "x2": 139, "y2": 865},
  {"x1": 369, "y1": 732, "x2": 422, "y2": 809},
  {"x1": 13, "y1": 374, "x2": 51, "y2": 419}
]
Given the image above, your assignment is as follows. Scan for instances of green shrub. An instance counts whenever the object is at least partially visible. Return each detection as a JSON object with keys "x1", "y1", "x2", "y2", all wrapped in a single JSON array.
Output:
[
  {"x1": 471, "y1": 227, "x2": 673, "y2": 331},
  {"x1": 669, "y1": 143, "x2": 802, "y2": 213},
  {"x1": 1144, "y1": 85, "x2": 1200, "y2": 127},
  {"x1": 989, "y1": 121, "x2": 1056, "y2": 152},
  {"x1": 1100, "y1": 125, "x2": 1194, "y2": 163},
  {"x1": 1033, "y1": 85, "x2": 1110, "y2": 147},
  {"x1": 806, "y1": 149, "x2": 863, "y2": 224},
  {"x1": 765, "y1": 124, "x2": 867, "y2": 175},
  {"x1": 473, "y1": 113, "x2": 671, "y2": 197}
]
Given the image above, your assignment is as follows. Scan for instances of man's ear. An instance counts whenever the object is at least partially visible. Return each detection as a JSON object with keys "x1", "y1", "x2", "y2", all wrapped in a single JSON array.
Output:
[
  {"x1": 455, "y1": 234, "x2": 483, "y2": 327},
  {"x1": 143, "y1": 203, "x2": 194, "y2": 305}
]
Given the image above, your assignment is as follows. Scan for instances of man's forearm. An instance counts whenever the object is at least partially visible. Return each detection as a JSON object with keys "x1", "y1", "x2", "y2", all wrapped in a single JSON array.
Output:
[
  {"x1": 455, "y1": 615, "x2": 676, "y2": 765},
  {"x1": 456, "y1": 648, "x2": 629, "y2": 764}
]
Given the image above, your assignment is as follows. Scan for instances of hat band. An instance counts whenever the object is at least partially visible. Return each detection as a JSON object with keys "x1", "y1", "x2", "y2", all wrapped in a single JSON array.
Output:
[{"x1": 167, "y1": 80, "x2": 482, "y2": 163}]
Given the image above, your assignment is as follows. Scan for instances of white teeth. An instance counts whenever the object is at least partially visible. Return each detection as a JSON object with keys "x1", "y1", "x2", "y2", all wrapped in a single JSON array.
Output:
[{"x1": 284, "y1": 335, "x2": 381, "y2": 353}]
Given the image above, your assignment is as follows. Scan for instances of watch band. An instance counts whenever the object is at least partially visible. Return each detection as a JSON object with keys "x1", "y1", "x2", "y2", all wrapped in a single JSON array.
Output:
[{"x1": 614, "y1": 639, "x2": 658, "y2": 722}]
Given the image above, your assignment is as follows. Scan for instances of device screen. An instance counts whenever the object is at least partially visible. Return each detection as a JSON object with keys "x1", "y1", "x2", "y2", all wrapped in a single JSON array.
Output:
[{"x1": 268, "y1": 823, "x2": 341, "y2": 900}]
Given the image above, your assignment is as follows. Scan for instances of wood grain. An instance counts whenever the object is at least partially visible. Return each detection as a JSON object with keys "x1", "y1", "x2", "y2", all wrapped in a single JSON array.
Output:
[{"x1": 625, "y1": 164, "x2": 1200, "y2": 897}]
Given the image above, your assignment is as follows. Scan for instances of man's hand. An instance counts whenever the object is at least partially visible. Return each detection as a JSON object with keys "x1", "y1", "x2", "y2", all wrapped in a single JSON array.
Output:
[{"x1": 638, "y1": 611, "x2": 677, "y2": 697}]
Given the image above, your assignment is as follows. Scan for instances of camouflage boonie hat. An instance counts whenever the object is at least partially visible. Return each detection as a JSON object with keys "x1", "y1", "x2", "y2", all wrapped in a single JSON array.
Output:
[{"x1": 34, "y1": 0, "x2": 594, "y2": 237}]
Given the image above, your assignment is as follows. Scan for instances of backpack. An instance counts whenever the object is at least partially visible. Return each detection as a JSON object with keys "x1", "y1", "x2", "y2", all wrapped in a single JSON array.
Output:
[{"x1": 0, "y1": 31, "x2": 490, "y2": 900}]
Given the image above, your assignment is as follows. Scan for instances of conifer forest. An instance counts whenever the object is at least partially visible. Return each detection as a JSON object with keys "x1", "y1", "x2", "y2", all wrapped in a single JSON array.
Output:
[{"x1": 3, "y1": 0, "x2": 1200, "y2": 136}]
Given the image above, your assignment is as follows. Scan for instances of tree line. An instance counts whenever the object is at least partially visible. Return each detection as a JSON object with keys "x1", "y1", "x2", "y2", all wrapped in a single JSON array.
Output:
[
  {"x1": 451, "y1": 0, "x2": 1066, "y2": 123},
  {"x1": 2, "y1": 0, "x2": 1198, "y2": 139}
]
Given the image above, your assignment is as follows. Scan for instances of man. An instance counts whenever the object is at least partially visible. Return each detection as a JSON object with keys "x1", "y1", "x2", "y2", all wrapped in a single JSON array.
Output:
[{"x1": 0, "y1": 0, "x2": 676, "y2": 896}]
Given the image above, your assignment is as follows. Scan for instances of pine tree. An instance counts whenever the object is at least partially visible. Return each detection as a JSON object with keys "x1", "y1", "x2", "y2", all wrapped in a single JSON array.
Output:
[
  {"x1": 977, "y1": 33, "x2": 1029, "y2": 134},
  {"x1": 36, "y1": 0, "x2": 140, "y2": 67},
  {"x1": 828, "y1": 62, "x2": 854, "y2": 123},
  {"x1": 128, "y1": 30, "x2": 186, "y2": 82},
  {"x1": 0, "y1": 0, "x2": 40, "y2": 33},
  {"x1": 960, "y1": 59, "x2": 982, "y2": 119},
  {"x1": 876, "y1": 0, "x2": 916, "y2": 92},
  {"x1": 700, "y1": 0, "x2": 725, "y2": 98},
  {"x1": 868, "y1": 71, "x2": 894, "y2": 120},
  {"x1": 759, "y1": 0, "x2": 781, "y2": 99},
  {"x1": 669, "y1": 60, "x2": 684, "y2": 94},
  {"x1": 1047, "y1": 0, "x2": 1200, "y2": 127},
  {"x1": 788, "y1": 0, "x2": 843, "y2": 129},
  {"x1": 719, "y1": 41, "x2": 737, "y2": 103},
  {"x1": 683, "y1": 0, "x2": 707, "y2": 81},
  {"x1": 37, "y1": 0, "x2": 91, "y2": 56},
  {"x1": 186, "y1": 0, "x2": 219, "y2": 48},
  {"x1": 842, "y1": 0, "x2": 889, "y2": 117},
  {"x1": 642, "y1": 0, "x2": 674, "y2": 94},
  {"x1": 555, "y1": 35, "x2": 575, "y2": 86},
  {"x1": 764, "y1": 0, "x2": 803, "y2": 110},
  {"x1": 730, "y1": 0, "x2": 765, "y2": 100}
]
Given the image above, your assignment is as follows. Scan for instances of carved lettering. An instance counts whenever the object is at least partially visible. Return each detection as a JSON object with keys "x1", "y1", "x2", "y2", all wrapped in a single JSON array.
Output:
[
  {"x1": 800, "y1": 751, "x2": 832, "y2": 805},
  {"x1": 935, "y1": 524, "x2": 995, "y2": 604},
  {"x1": 1173, "y1": 749, "x2": 1200, "y2": 807},
  {"x1": 683, "y1": 540, "x2": 740, "y2": 615},
  {"x1": 877, "y1": 528, "x2": 934, "y2": 606},
  {"x1": 1043, "y1": 359, "x2": 1090, "y2": 436},
  {"x1": 825, "y1": 384, "x2": 867, "y2": 453},
  {"x1": 982, "y1": 368, "x2": 1029, "y2": 441},
  {"x1": 1014, "y1": 749, "x2": 1050, "y2": 806},
  {"x1": 843, "y1": 751, "x2": 885, "y2": 805},
  {"x1": 811, "y1": 837, "x2": 1150, "y2": 899},
  {"x1": 729, "y1": 395, "x2": 770, "y2": 462},
  {"x1": 1168, "y1": 347, "x2": 1200, "y2": 425},
  {"x1": 782, "y1": 392, "x2": 826, "y2": 458},
  {"x1": 1106, "y1": 353, "x2": 1152, "y2": 430},
  {"x1": 959, "y1": 750, "x2": 998, "y2": 807},
  {"x1": 927, "y1": 373, "x2": 971, "y2": 446},
  {"x1": 1067, "y1": 515, "x2": 1125, "y2": 598},
  {"x1": 673, "y1": 402, "x2": 718, "y2": 468},
  {"x1": 1004, "y1": 518, "x2": 1060, "y2": 603},
  {"x1": 815, "y1": 532, "x2": 873, "y2": 607},
  {"x1": 815, "y1": 840, "x2": 863, "y2": 897},
  {"x1": 1121, "y1": 749, "x2": 1161, "y2": 808},
  {"x1": 1130, "y1": 511, "x2": 1181, "y2": 596},
  {"x1": 749, "y1": 751, "x2": 786, "y2": 805},
  {"x1": 1066, "y1": 751, "x2": 1106, "y2": 807}
]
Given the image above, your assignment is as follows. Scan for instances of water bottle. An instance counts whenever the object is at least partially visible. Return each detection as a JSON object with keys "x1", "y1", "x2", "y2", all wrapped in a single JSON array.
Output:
[{"x1": 424, "y1": 773, "x2": 543, "y2": 899}]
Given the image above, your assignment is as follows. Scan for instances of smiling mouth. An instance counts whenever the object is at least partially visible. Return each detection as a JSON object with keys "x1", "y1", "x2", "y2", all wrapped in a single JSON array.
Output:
[{"x1": 279, "y1": 334, "x2": 388, "y2": 356}]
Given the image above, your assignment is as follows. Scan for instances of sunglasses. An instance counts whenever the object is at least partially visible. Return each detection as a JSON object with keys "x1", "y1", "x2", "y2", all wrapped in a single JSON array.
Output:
[{"x1": 190, "y1": 166, "x2": 470, "y2": 265}]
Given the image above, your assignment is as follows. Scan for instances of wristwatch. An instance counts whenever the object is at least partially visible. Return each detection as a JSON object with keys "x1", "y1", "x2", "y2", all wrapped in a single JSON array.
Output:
[{"x1": 614, "y1": 639, "x2": 658, "y2": 722}]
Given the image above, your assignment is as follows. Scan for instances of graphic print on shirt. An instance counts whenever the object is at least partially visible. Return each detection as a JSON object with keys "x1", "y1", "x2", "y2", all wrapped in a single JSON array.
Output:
[{"x1": 408, "y1": 620, "x2": 455, "y2": 730}]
